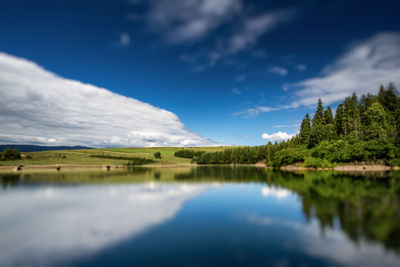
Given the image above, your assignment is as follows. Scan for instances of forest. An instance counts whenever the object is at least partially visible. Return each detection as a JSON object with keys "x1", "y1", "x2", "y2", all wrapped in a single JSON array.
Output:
[{"x1": 175, "y1": 84, "x2": 400, "y2": 167}]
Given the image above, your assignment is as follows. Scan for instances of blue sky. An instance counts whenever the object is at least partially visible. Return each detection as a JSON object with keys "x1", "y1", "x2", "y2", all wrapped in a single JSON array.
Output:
[{"x1": 0, "y1": 0, "x2": 400, "y2": 147}]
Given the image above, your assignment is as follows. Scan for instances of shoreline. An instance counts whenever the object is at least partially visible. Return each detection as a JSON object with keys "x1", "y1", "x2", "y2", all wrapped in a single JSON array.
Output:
[
  {"x1": 0, "y1": 163, "x2": 399, "y2": 172},
  {"x1": 281, "y1": 164, "x2": 400, "y2": 172}
]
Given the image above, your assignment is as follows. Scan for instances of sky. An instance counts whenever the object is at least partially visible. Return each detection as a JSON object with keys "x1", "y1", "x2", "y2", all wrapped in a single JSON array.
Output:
[{"x1": 0, "y1": 0, "x2": 400, "y2": 147}]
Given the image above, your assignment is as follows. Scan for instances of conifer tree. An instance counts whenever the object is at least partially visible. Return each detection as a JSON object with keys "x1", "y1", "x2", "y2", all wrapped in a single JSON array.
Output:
[
  {"x1": 324, "y1": 106, "x2": 334, "y2": 125},
  {"x1": 299, "y1": 113, "x2": 311, "y2": 144},
  {"x1": 362, "y1": 102, "x2": 391, "y2": 141},
  {"x1": 312, "y1": 99, "x2": 325, "y2": 126},
  {"x1": 335, "y1": 103, "x2": 344, "y2": 136}
]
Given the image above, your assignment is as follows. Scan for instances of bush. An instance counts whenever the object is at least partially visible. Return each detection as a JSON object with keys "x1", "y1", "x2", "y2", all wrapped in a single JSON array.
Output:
[
  {"x1": 390, "y1": 159, "x2": 400, "y2": 167},
  {"x1": 303, "y1": 157, "x2": 333, "y2": 168},
  {"x1": 125, "y1": 158, "x2": 154, "y2": 166},
  {"x1": 154, "y1": 152, "x2": 161, "y2": 159},
  {"x1": 1, "y1": 148, "x2": 21, "y2": 160},
  {"x1": 271, "y1": 146, "x2": 310, "y2": 167},
  {"x1": 90, "y1": 154, "x2": 154, "y2": 164}
]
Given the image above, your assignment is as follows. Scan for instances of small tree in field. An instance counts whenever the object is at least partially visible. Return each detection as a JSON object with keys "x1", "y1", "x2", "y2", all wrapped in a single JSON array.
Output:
[
  {"x1": 154, "y1": 152, "x2": 161, "y2": 159},
  {"x1": 1, "y1": 148, "x2": 21, "y2": 160}
]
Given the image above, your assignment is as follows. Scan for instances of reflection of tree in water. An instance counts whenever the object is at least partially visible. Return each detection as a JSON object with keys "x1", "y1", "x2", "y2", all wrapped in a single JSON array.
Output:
[
  {"x1": 269, "y1": 171, "x2": 400, "y2": 255},
  {"x1": 1, "y1": 173, "x2": 20, "y2": 189},
  {"x1": 174, "y1": 166, "x2": 269, "y2": 182},
  {"x1": 174, "y1": 167, "x2": 400, "y2": 254},
  {"x1": 154, "y1": 171, "x2": 161, "y2": 180}
]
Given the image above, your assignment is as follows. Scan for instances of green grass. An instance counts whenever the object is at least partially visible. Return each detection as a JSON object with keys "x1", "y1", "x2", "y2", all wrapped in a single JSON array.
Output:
[{"x1": 0, "y1": 147, "x2": 228, "y2": 166}]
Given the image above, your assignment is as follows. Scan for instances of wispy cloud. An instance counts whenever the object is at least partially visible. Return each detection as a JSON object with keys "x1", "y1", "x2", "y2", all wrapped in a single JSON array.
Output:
[
  {"x1": 232, "y1": 88, "x2": 241, "y2": 95},
  {"x1": 290, "y1": 32, "x2": 400, "y2": 107},
  {"x1": 226, "y1": 10, "x2": 295, "y2": 55},
  {"x1": 232, "y1": 106, "x2": 279, "y2": 118},
  {"x1": 266, "y1": 66, "x2": 288, "y2": 76},
  {"x1": 296, "y1": 64, "x2": 307, "y2": 71},
  {"x1": 251, "y1": 49, "x2": 267, "y2": 59},
  {"x1": 261, "y1": 131, "x2": 295, "y2": 142},
  {"x1": 274, "y1": 123, "x2": 300, "y2": 128},
  {"x1": 145, "y1": 0, "x2": 242, "y2": 44},
  {"x1": 235, "y1": 74, "x2": 246, "y2": 82},
  {"x1": 236, "y1": 133, "x2": 250, "y2": 138},
  {"x1": 0, "y1": 52, "x2": 221, "y2": 147},
  {"x1": 194, "y1": 9, "x2": 297, "y2": 70},
  {"x1": 115, "y1": 32, "x2": 131, "y2": 47}
]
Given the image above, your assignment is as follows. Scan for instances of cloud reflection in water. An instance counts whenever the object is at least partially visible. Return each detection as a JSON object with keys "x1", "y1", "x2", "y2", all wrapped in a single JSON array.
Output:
[{"x1": 0, "y1": 183, "x2": 212, "y2": 267}]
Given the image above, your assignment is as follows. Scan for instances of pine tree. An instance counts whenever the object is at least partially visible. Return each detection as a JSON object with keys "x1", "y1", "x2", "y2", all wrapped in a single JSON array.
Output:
[
  {"x1": 362, "y1": 102, "x2": 391, "y2": 141},
  {"x1": 324, "y1": 106, "x2": 334, "y2": 125},
  {"x1": 299, "y1": 113, "x2": 311, "y2": 144},
  {"x1": 342, "y1": 93, "x2": 359, "y2": 139},
  {"x1": 312, "y1": 99, "x2": 325, "y2": 126},
  {"x1": 335, "y1": 103, "x2": 344, "y2": 136}
]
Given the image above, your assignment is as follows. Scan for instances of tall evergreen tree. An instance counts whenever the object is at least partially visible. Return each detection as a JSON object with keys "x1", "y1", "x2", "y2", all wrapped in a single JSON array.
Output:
[
  {"x1": 362, "y1": 102, "x2": 391, "y2": 141},
  {"x1": 299, "y1": 113, "x2": 311, "y2": 145},
  {"x1": 324, "y1": 106, "x2": 334, "y2": 125},
  {"x1": 312, "y1": 99, "x2": 325, "y2": 126},
  {"x1": 342, "y1": 93, "x2": 359, "y2": 139},
  {"x1": 335, "y1": 103, "x2": 344, "y2": 136},
  {"x1": 378, "y1": 83, "x2": 399, "y2": 114}
]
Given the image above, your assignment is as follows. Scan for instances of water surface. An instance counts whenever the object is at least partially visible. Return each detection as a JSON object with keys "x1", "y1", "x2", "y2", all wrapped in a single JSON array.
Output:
[{"x1": 1, "y1": 167, "x2": 400, "y2": 266}]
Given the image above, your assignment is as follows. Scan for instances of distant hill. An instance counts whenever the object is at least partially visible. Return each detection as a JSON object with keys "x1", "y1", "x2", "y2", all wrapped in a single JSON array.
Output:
[{"x1": 0, "y1": 145, "x2": 92, "y2": 152}]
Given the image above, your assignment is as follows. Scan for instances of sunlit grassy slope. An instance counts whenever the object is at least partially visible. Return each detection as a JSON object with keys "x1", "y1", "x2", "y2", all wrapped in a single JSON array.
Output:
[{"x1": 0, "y1": 147, "x2": 228, "y2": 166}]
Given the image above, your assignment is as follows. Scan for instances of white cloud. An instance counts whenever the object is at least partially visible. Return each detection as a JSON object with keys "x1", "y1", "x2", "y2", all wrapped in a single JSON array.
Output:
[
  {"x1": 0, "y1": 52, "x2": 221, "y2": 147},
  {"x1": 266, "y1": 66, "x2": 288, "y2": 76},
  {"x1": 261, "y1": 186, "x2": 291, "y2": 199},
  {"x1": 296, "y1": 64, "x2": 306, "y2": 71},
  {"x1": 226, "y1": 10, "x2": 295, "y2": 55},
  {"x1": 232, "y1": 106, "x2": 279, "y2": 118},
  {"x1": 261, "y1": 131, "x2": 294, "y2": 142},
  {"x1": 146, "y1": 0, "x2": 242, "y2": 43},
  {"x1": 232, "y1": 88, "x2": 241, "y2": 95},
  {"x1": 115, "y1": 32, "x2": 131, "y2": 47},
  {"x1": 235, "y1": 74, "x2": 246, "y2": 82},
  {"x1": 291, "y1": 32, "x2": 400, "y2": 107}
]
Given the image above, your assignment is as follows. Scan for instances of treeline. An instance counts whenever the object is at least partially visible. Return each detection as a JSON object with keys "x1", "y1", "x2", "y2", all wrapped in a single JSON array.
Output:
[
  {"x1": 174, "y1": 150, "x2": 206, "y2": 159},
  {"x1": 174, "y1": 146, "x2": 269, "y2": 164},
  {"x1": 272, "y1": 83, "x2": 400, "y2": 167},
  {"x1": 177, "y1": 84, "x2": 400, "y2": 167},
  {"x1": 90, "y1": 154, "x2": 154, "y2": 165}
]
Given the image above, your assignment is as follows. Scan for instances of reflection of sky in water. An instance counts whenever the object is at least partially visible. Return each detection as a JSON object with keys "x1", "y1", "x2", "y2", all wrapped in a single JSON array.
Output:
[
  {"x1": 0, "y1": 183, "x2": 212, "y2": 266},
  {"x1": 0, "y1": 182, "x2": 399, "y2": 266}
]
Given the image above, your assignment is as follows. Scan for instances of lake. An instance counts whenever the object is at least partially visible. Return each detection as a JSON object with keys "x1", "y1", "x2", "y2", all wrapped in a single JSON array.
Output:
[{"x1": 1, "y1": 167, "x2": 400, "y2": 266}]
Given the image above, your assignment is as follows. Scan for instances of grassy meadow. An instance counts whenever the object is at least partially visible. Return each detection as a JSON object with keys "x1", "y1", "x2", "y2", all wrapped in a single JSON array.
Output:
[{"x1": 0, "y1": 147, "x2": 227, "y2": 167}]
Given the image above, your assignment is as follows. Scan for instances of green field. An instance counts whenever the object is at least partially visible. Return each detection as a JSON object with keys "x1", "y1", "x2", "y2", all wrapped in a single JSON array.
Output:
[{"x1": 0, "y1": 147, "x2": 228, "y2": 166}]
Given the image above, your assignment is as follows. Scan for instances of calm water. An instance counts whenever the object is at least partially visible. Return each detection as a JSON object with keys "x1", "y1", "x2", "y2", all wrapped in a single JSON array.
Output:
[{"x1": 1, "y1": 167, "x2": 400, "y2": 267}]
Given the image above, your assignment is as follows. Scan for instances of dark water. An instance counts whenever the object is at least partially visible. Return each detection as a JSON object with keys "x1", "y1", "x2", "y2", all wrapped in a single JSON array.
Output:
[{"x1": 1, "y1": 167, "x2": 400, "y2": 266}]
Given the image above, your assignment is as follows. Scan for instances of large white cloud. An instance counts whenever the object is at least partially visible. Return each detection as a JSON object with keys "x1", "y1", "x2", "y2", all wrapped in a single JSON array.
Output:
[
  {"x1": 261, "y1": 131, "x2": 294, "y2": 142},
  {"x1": 290, "y1": 32, "x2": 400, "y2": 107},
  {"x1": 0, "y1": 52, "x2": 219, "y2": 147}
]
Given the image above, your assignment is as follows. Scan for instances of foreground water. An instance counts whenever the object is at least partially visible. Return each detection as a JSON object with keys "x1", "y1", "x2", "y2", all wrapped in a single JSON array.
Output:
[{"x1": 0, "y1": 167, "x2": 400, "y2": 266}]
